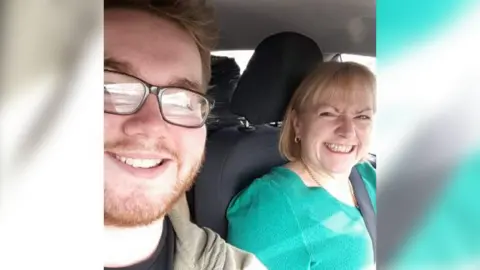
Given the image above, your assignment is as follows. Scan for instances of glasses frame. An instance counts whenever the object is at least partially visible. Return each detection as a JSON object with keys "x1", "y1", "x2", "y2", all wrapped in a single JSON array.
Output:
[{"x1": 104, "y1": 69, "x2": 215, "y2": 128}]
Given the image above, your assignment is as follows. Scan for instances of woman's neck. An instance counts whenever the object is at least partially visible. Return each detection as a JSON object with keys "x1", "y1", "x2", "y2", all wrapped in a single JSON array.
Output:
[
  {"x1": 286, "y1": 160, "x2": 357, "y2": 207},
  {"x1": 287, "y1": 160, "x2": 349, "y2": 185}
]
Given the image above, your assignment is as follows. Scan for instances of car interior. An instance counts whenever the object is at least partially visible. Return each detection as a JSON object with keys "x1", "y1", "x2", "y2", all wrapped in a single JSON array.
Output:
[{"x1": 186, "y1": 0, "x2": 376, "y2": 239}]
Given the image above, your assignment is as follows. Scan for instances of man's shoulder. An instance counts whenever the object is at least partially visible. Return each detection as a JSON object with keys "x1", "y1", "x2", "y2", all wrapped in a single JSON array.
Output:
[{"x1": 168, "y1": 195, "x2": 267, "y2": 270}]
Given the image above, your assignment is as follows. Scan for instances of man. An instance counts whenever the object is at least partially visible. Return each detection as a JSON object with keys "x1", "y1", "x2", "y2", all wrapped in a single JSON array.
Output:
[{"x1": 104, "y1": 0, "x2": 266, "y2": 269}]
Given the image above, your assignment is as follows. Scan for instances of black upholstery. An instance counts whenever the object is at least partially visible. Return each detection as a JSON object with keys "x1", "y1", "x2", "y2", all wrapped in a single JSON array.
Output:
[
  {"x1": 187, "y1": 56, "x2": 241, "y2": 216},
  {"x1": 231, "y1": 31, "x2": 324, "y2": 125},
  {"x1": 193, "y1": 32, "x2": 323, "y2": 238}
]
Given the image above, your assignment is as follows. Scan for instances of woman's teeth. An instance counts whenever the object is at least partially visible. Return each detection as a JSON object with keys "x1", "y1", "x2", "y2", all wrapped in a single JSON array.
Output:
[{"x1": 324, "y1": 143, "x2": 354, "y2": 153}]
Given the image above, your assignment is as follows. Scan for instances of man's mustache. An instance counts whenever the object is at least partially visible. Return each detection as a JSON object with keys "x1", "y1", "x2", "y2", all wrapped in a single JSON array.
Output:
[{"x1": 105, "y1": 139, "x2": 179, "y2": 159}]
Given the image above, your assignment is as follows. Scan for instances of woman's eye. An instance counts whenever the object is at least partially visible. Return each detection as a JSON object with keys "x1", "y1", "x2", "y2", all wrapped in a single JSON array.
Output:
[
  {"x1": 356, "y1": 115, "x2": 371, "y2": 120},
  {"x1": 319, "y1": 112, "x2": 335, "y2": 117}
]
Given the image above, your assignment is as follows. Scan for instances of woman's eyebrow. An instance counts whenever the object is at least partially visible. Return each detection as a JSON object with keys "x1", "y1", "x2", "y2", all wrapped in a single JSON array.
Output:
[
  {"x1": 316, "y1": 104, "x2": 373, "y2": 114},
  {"x1": 316, "y1": 104, "x2": 340, "y2": 112},
  {"x1": 356, "y1": 108, "x2": 373, "y2": 113}
]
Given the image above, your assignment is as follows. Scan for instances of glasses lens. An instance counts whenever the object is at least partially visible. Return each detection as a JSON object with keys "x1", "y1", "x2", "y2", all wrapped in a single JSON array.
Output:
[
  {"x1": 104, "y1": 71, "x2": 146, "y2": 114},
  {"x1": 160, "y1": 88, "x2": 210, "y2": 127}
]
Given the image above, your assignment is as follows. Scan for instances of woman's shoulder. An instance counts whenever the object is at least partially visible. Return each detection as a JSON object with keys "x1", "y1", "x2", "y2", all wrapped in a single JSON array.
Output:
[
  {"x1": 354, "y1": 160, "x2": 376, "y2": 188},
  {"x1": 354, "y1": 160, "x2": 377, "y2": 211},
  {"x1": 243, "y1": 165, "x2": 294, "y2": 191},
  {"x1": 227, "y1": 166, "x2": 294, "y2": 209}
]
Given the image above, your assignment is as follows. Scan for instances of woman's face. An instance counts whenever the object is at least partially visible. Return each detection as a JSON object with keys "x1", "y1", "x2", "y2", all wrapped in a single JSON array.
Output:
[{"x1": 294, "y1": 89, "x2": 374, "y2": 175}]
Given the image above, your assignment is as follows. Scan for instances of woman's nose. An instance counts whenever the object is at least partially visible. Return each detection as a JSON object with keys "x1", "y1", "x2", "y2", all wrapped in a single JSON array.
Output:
[{"x1": 336, "y1": 117, "x2": 356, "y2": 138}]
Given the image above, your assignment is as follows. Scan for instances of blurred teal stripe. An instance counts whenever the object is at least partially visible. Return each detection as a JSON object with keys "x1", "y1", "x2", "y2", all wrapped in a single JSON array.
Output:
[
  {"x1": 391, "y1": 148, "x2": 480, "y2": 268},
  {"x1": 379, "y1": 0, "x2": 480, "y2": 267},
  {"x1": 377, "y1": 0, "x2": 473, "y2": 62}
]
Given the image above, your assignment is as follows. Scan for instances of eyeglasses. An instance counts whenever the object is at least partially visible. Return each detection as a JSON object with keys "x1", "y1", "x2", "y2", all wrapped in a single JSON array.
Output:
[{"x1": 104, "y1": 70, "x2": 214, "y2": 128}]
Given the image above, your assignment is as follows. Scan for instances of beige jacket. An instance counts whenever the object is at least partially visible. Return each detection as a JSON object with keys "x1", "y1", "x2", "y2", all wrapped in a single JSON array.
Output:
[{"x1": 167, "y1": 195, "x2": 267, "y2": 270}]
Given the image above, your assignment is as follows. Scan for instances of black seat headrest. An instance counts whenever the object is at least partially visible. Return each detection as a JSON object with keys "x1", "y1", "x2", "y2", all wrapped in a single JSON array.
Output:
[
  {"x1": 208, "y1": 56, "x2": 240, "y2": 104},
  {"x1": 230, "y1": 32, "x2": 323, "y2": 125},
  {"x1": 206, "y1": 56, "x2": 242, "y2": 131}
]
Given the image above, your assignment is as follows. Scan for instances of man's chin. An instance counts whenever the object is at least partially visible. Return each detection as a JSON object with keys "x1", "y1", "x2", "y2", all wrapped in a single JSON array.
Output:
[
  {"x1": 104, "y1": 158, "x2": 203, "y2": 227},
  {"x1": 104, "y1": 192, "x2": 180, "y2": 227}
]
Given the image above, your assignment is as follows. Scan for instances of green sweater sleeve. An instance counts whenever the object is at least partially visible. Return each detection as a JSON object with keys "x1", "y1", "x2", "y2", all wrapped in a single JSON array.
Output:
[{"x1": 226, "y1": 178, "x2": 311, "y2": 270}]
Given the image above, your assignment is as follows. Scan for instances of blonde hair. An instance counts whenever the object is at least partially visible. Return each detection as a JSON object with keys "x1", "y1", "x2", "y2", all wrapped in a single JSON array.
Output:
[
  {"x1": 105, "y1": 0, "x2": 218, "y2": 91},
  {"x1": 279, "y1": 61, "x2": 376, "y2": 161}
]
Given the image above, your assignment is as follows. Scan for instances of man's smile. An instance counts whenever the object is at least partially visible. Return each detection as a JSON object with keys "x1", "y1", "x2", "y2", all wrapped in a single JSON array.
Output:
[{"x1": 106, "y1": 152, "x2": 175, "y2": 179}]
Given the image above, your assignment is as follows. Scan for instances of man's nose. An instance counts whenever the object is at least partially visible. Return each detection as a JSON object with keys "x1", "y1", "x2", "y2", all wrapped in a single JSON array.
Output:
[
  {"x1": 336, "y1": 116, "x2": 356, "y2": 138},
  {"x1": 122, "y1": 95, "x2": 168, "y2": 137}
]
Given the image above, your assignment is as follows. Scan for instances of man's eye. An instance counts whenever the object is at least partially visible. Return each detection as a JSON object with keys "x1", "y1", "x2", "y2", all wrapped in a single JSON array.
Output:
[{"x1": 172, "y1": 102, "x2": 194, "y2": 110}]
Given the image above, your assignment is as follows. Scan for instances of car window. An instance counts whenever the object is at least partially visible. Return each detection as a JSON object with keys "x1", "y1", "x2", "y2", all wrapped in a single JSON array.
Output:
[{"x1": 213, "y1": 50, "x2": 254, "y2": 74}]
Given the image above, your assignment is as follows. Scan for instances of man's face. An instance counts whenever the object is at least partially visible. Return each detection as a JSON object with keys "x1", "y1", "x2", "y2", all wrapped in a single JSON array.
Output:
[{"x1": 104, "y1": 9, "x2": 205, "y2": 227}]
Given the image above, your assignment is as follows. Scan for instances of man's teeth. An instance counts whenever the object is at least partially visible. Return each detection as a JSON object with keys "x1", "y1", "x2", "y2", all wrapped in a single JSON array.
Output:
[
  {"x1": 324, "y1": 143, "x2": 354, "y2": 153},
  {"x1": 115, "y1": 155, "x2": 163, "y2": 168}
]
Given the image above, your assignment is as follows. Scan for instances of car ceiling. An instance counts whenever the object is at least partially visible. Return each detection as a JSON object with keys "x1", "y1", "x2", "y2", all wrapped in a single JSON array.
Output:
[{"x1": 212, "y1": 0, "x2": 376, "y2": 57}]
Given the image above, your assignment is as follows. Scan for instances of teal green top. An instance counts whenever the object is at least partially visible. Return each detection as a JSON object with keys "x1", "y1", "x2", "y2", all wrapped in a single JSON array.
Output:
[{"x1": 226, "y1": 162, "x2": 376, "y2": 270}]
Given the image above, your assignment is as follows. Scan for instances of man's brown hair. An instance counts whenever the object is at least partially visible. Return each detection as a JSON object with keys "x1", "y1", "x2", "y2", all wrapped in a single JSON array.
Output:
[{"x1": 105, "y1": 0, "x2": 218, "y2": 91}]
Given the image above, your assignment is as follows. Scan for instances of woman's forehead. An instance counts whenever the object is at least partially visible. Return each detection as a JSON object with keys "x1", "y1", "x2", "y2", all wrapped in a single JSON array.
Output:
[{"x1": 308, "y1": 85, "x2": 374, "y2": 108}]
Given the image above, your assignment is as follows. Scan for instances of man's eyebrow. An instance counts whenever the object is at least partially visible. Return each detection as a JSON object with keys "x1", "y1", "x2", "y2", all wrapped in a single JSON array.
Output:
[
  {"x1": 104, "y1": 58, "x2": 203, "y2": 92},
  {"x1": 168, "y1": 77, "x2": 202, "y2": 92},
  {"x1": 104, "y1": 57, "x2": 135, "y2": 74}
]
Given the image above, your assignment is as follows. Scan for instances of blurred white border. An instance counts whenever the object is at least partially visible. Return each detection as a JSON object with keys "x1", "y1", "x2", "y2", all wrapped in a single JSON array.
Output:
[{"x1": 0, "y1": 2, "x2": 103, "y2": 268}]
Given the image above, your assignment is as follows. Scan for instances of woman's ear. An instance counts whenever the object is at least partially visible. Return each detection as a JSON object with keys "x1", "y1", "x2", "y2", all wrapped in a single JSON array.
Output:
[{"x1": 292, "y1": 109, "x2": 301, "y2": 140}]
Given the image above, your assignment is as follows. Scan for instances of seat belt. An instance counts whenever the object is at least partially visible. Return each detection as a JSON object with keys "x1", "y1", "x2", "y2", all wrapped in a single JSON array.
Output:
[{"x1": 350, "y1": 167, "x2": 376, "y2": 260}]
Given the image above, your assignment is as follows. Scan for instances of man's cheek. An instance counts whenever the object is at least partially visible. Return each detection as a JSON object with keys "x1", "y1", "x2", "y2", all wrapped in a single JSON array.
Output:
[
  {"x1": 188, "y1": 136, "x2": 206, "y2": 157},
  {"x1": 176, "y1": 129, "x2": 205, "y2": 156},
  {"x1": 104, "y1": 115, "x2": 124, "y2": 136},
  {"x1": 190, "y1": 128, "x2": 206, "y2": 147}
]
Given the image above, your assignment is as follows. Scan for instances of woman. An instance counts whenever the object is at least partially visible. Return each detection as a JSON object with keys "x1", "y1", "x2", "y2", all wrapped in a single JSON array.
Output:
[{"x1": 226, "y1": 61, "x2": 376, "y2": 270}]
